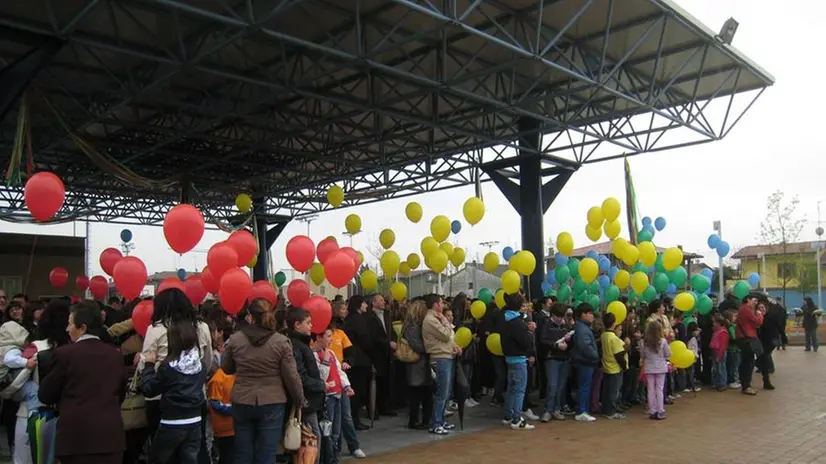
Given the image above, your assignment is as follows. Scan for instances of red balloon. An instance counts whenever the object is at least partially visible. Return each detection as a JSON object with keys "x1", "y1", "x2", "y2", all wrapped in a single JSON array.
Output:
[
  {"x1": 157, "y1": 278, "x2": 186, "y2": 294},
  {"x1": 132, "y1": 300, "x2": 154, "y2": 337},
  {"x1": 24, "y1": 172, "x2": 65, "y2": 222},
  {"x1": 201, "y1": 266, "x2": 219, "y2": 294},
  {"x1": 207, "y1": 242, "x2": 238, "y2": 280},
  {"x1": 316, "y1": 238, "x2": 340, "y2": 265},
  {"x1": 99, "y1": 248, "x2": 123, "y2": 276},
  {"x1": 75, "y1": 275, "x2": 89, "y2": 292},
  {"x1": 227, "y1": 230, "x2": 258, "y2": 267},
  {"x1": 302, "y1": 296, "x2": 332, "y2": 334},
  {"x1": 287, "y1": 279, "x2": 310, "y2": 307},
  {"x1": 324, "y1": 251, "x2": 356, "y2": 288},
  {"x1": 218, "y1": 268, "x2": 252, "y2": 315},
  {"x1": 184, "y1": 274, "x2": 208, "y2": 305},
  {"x1": 48, "y1": 267, "x2": 69, "y2": 289},
  {"x1": 286, "y1": 236, "x2": 315, "y2": 273},
  {"x1": 340, "y1": 247, "x2": 362, "y2": 268},
  {"x1": 163, "y1": 204, "x2": 205, "y2": 254},
  {"x1": 89, "y1": 275, "x2": 108, "y2": 300},
  {"x1": 113, "y1": 256, "x2": 147, "y2": 300},
  {"x1": 248, "y1": 280, "x2": 277, "y2": 306}
]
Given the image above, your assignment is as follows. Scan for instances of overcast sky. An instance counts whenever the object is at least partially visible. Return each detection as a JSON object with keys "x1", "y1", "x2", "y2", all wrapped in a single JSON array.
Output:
[{"x1": 2, "y1": 0, "x2": 822, "y2": 280}]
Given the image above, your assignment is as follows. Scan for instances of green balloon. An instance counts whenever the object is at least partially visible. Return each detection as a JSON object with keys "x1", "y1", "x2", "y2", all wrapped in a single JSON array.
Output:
[
  {"x1": 683, "y1": 316, "x2": 697, "y2": 326},
  {"x1": 605, "y1": 285, "x2": 621, "y2": 302},
  {"x1": 637, "y1": 229, "x2": 654, "y2": 243},
  {"x1": 588, "y1": 281, "x2": 600, "y2": 295},
  {"x1": 691, "y1": 274, "x2": 711, "y2": 293},
  {"x1": 567, "y1": 258, "x2": 580, "y2": 278},
  {"x1": 667, "y1": 266, "x2": 688, "y2": 286},
  {"x1": 655, "y1": 253, "x2": 665, "y2": 273},
  {"x1": 588, "y1": 294, "x2": 601, "y2": 310},
  {"x1": 642, "y1": 285, "x2": 657, "y2": 303},
  {"x1": 632, "y1": 262, "x2": 647, "y2": 273},
  {"x1": 573, "y1": 277, "x2": 587, "y2": 295},
  {"x1": 733, "y1": 280, "x2": 751, "y2": 299},
  {"x1": 558, "y1": 284, "x2": 572, "y2": 302},
  {"x1": 696, "y1": 294, "x2": 713, "y2": 315},
  {"x1": 572, "y1": 300, "x2": 583, "y2": 308},
  {"x1": 478, "y1": 288, "x2": 493, "y2": 304},
  {"x1": 555, "y1": 265, "x2": 571, "y2": 284},
  {"x1": 274, "y1": 271, "x2": 287, "y2": 287},
  {"x1": 653, "y1": 272, "x2": 670, "y2": 293},
  {"x1": 544, "y1": 289, "x2": 556, "y2": 297},
  {"x1": 575, "y1": 290, "x2": 588, "y2": 302}
]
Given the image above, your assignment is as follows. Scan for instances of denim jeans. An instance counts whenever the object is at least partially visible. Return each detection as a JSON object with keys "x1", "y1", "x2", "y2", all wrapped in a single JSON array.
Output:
[
  {"x1": 726, "y1": 350, "x2": 740, "y2": 384},
  {"x1": 600, "y1": 373, "x2": 622, "y2": 415},
  {"x1": 326, "y1": 396, "x2": 343, "y2": 464},
  {"x1": 430, "y1": 358, "x2": 453, "y2": 428},
  {"x1": 151, "y1": 422, "x2": 201, "y2": 464},
  {"x1": 232, "y1": 403, "x2": 285, "y2": 464},
  {"x1": 805, "y1": 329, "x2": 819, "y2": 351},
  {"x1": 339, "y1": 394, "x2": 360, "y2": 453},
  {"x1": 543, "y1": 359, "x2": 568, "y2": 413},
  {"x1": 712, "y1": 353, "x2": 727, "y2": 388},
  {"x1": 575, "y1": 364, "x2": 594, "y2": 414},
  {"x1": 505, "y1": 361, "x2": 528, "y2": 422}
]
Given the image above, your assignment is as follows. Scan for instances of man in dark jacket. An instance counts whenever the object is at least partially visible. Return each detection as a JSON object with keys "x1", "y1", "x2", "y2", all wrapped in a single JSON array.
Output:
[
  {"x1": 500, "y1": 293, "x2": 535, "y2": 430},
  {"x1": 569, "y1": 303, "x2": 599, "y2": 422},
  {"x1": 365, "y1": 294, "x2": 397, "y2": 417},
  {"x1": 538, "y1": 303, "x2": 572, "y2": 422},
  {"x1": 533, "y1": 296, "x2": 553, "y2": 400}
]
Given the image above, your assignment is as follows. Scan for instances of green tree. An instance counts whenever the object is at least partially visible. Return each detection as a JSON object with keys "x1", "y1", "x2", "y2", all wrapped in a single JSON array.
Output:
[
  {"x1": 758, "y1": 190, "x2": 806, "y2": 302},
  {"x1": 797, "y1": 259, "x2": 819, "y2": 297},
  {"x1": 711, "y1": 265, "x2": 738, "y2": 294}
]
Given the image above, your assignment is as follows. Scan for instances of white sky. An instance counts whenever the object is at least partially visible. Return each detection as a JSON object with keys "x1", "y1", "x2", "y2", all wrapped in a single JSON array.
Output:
[{"x1": 2, "y1": 0, "x2": 822, "y2": 279}]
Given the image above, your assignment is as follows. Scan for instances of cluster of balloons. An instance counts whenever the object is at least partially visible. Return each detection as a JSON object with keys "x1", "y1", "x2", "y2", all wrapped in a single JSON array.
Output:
[
  {"x1": 707, "y1": 233, "x2": 731, "y2": 258},
  {"x1": 286, "y1": 235, "x2": 362, "y2": 290},
  {"x1": 581, "y1": 198, "x2": 623, "y2": 243},
  {"x1": 668, "y1": 340, "x2": 697, "y2": 369}
]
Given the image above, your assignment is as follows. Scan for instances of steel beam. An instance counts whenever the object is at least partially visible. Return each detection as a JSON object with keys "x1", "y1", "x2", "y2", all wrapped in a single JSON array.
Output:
[{"x1": 0, "y1": 27, "x2": 63, "y2": 121}]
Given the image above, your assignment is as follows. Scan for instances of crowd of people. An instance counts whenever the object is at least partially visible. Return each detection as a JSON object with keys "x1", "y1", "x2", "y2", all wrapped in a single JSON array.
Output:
[{"x1": 0, "y1": 283, "x2": 808, "y2": 463}]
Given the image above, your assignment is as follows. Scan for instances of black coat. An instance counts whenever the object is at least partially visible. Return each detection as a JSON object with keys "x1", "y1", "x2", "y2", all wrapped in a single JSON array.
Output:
[
  {"x1": 287, "y1": 331, "x2": 326, "y2": 414},
  {"x1": 538, "y1": 319, "x2": 571, "y2": 360},
  {"x1": 343, "y1": 311, "x2": 373, "y2": 369},
  {"x1": 501, "y1": 311, "x2": 533, "y2": 359},
  {"x1": 760, "y1": 304, "x2": 787, "y2": 344},
  {"x1": 365, "y1": 310, "x2": 395, "y2": 377},
  {"x1": 140, "y1": 359, "x2": 206, "y2": 421}
]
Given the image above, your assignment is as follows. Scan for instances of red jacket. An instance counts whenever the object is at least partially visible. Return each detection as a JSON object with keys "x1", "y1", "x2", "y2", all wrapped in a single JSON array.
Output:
[
  {"x1": 735, "y1": 304, "x2": 763, "y2": 339},
  {"x1": 709, "y1": 327, "x2": 729, "y2": 361}
]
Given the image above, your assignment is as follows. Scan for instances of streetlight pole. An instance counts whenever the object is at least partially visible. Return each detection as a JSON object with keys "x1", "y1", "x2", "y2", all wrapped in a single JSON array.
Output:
[
  {"x1": 297, "y1": 214, "x2": 319, "y2": 237},
  {"x1": 713, "y1": 220, "x2": 723, "y2": 295},
  {"x1": 342, "y1": 231, "x2": 356, "y2": 248}
]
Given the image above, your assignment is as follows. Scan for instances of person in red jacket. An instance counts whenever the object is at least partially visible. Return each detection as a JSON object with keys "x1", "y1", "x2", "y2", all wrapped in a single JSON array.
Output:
[
  {"x1": 735, "y1": 295, "x2": 764, "y2": 396},
  {"x1": 709, "y1": 315, "x2": 730, "y2": 391}
]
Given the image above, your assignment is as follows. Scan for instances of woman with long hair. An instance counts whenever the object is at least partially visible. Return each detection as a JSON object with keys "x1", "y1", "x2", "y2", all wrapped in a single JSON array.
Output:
[{"x1": 402, "y1": 300, "x2": 432, "y2": 430}]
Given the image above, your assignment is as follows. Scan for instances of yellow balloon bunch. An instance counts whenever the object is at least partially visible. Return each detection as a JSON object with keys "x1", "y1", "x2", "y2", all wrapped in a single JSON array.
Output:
[
  {"x1": 463, "y1": 197, "x2": 485, "y2": 225},
  {"x1": 585, "y1": 206, "x2": 604, "y2": 242},
  {"x1": 601, "y1": 197, "x2": 622, "y2": 239},
  {"x1": 326, "y1": 185, "x2": 344, "y2": 208},
  {"x1": 379, "y1": 229, "x2": 395, "y2": 249},
  {"x1": 668, "y1": 341, "x2": 697, "y2": 369},
  {"x1": 406, "y1": 202, "x2": 423, "y2": 223},
  {"x1": 345, "y1": 214, "x2": 361, "y2": 234}
]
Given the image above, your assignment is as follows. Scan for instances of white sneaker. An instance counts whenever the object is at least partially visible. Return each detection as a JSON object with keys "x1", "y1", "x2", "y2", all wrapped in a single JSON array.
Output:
[
  {"x1": 351, "y1": 449, "x2": 367, "y2": 459},
  {"x1": 502, "y1": 419, "x2": 512, "y2": 426},
  {"x1": 465, "y1": 398, "x2": 479, "y2": 408},
  {"x1": 575, "y1": 413, "x2": 596, "y2": 422},
  {"x1": 540, "y1": 412, "x2": 552, "y2": 423},
  {"x1": 448, "y1": 401, "x2": 459, "y2": 411},
  {"x1": 522, "y1": 409, "x2": 540, "y2": 421},
  {"x1": 510, "y1": 418, "x2": 535, "y2": 430},
  {"x1": 729, "y1": 382, "x2": 741, "y2": 389}
]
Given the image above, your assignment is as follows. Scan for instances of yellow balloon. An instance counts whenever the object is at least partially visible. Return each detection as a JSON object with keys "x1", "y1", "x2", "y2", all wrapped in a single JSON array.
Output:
[
  {"x1": 470, "y1": 300, "x2": 487, "y2": 319},
  {"x1": 614, "y1": 269, "x2": 631, "y2": 289},
  {"x1": 501, "y1": 270, "x2": 521, "y2": 294},
  {"x1": 611, "y1": 238, "x2": 629, "y2": 257},
  {"x1": 405, "y1": 202, "x2": 423, "y2": 223},
  {"x1": 390, "y1": 281, "x2": 407, "y2": 302},
  {"x1": 495, "y1": 289, "x2": 506, "y2": 308},
  {"x1": 344, "y1": 214, "x2": 361, "y2": 234},
  {"x1": 630, "y1": 271, "x2": 648, "y2": 294},
  {"x1": 621, "y1": 244, "x2": 640, "y2": 266},
  {"x1": 428, "y1": 249, "x2": 449, "y2": 273},
  {"x1": 601, "y1": 197, "x2": 621, "y2": 222},
  {"x1": 326, "y1": 185, "x2": 344, "y2": 208},
  {"x1": 669, "y1": 340, "x2": 687, "y2": 353},
  {"x1": 450, "y1": 247, "x2": 466, "y2": 267},
  {"x1": 462, "y1": 197, "x2": 485, "y2": 225},
  {"x1": 420, "y1": 237, "x2": 439, "y2": 258},
  {"x1": 455, "y1": 327, "x2": 473, "y2": 349},
  {"x1": 511, "y1": 250, "x2": 536, "y2": 276},
  {"x1": 603, "y1": 219, "x2": 621, "y2": 240},
  {"x1": 309, "y1": 263, "x2": 325, "y2": 286},
  {"x1": 380, "y1": 251, "x2": 400, "y2": 276},
  {"x1": 407, "y1": 253, "x2": 421, "y2": 269},
  {"x1": 674, "y1": 292, "x2": 696, "y2": 312},
  {"x1": 430, "y1": 215, "x2": 451, "y2": 242},
  {"x1": 557, "y1": 232, "x2": 574, "y2": 255},
  {"x1": 360, "y1": 270, "x2": 378, "y2": 290},
  {"x1": 399, "y1": 262, "x2": 411, "y2": 276},
  {"x1": 606, "y1": 301, "x2": 627, "y2": 326},
  {"x1": 587, "y1": 206, "x2": 604, "y2": 227},
  {"x1": 585, "y1": 223, "x2": 602, "y2": 242},
  {"x1": 638, "y1": 241, "x2": 657, "y2": 267},
  {"x1": 326, "y1": 236, "x2": 337, "y2": 243},
  {"x1": 579, "y1": 257, "x2": 599, "y2": 283},
  {"x1": 671, "y1": 349, "x2": 696, "y2": 369},
  {"x1": 663, "y1": 247, "x2": 684, "y2": 272},
  {"x1": 357, "y1": 251, "x2": 364, "y2": 264},
  {"x1": 486, "y1": 333, "x2": 503, "y2": 356},
  {"x1": 246, "y1": 254, "x2": 258, "y2": 269},
  {"x1": 379, "y1": 229, "x2": 395, "y2": 249},
  {"x1": 235, "y1": 193, "x2": 252, "y2": 213},
  {"x1": 439, "y1": 242, "x2": 454, "y2": 256},
  {"x1": 483, "y1": 252, "x2": 500, "y2": 273}
]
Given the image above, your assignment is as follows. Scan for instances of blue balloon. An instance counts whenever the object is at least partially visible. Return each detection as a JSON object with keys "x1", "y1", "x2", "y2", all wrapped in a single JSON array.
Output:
[
  {"x1": 554, "y1": 253, "x2": 569, "y2": 266},
  {"x1": 598, "y1": 275, "x2": 610, "y2": 289},
  {"x1": 701, "y1": 268, "x2": 714, "y2": 280},
  {"x1": 546, "y1": 271, "x2": 557, "y2": 286},
  {"x1": 541, "y1": 281, "x2": 552, "y2": 294},
  {"x1": 609, "y1": 266, "x2": 619, "y2": 280},
  {"x1": 503, "y1": 247, "x2": 514, "y2": 260},
  {"x1": 707, "y1": 234, "x2": 721, "y2": 249},
  {"x1": 120, "y1": 229, "x2": 132, "y2": 243},
  {"x1": 643, "y1": 225, "x2": 656, "y2": 238},
  {"x1": 642, "y1": 216, "x2": 652, "y2": 227},
  {"x1": 748, "y1": 272, "x2": 760, "y2": 287},
  {"x1": 704, "y1": 287, "x2": 712, "y2": 295},
  {"x1": 716, "y1": 241, "x2": 730, "y2": 258},
  {"x1": 598, "y1": 257, "x2": 611, "y2": 273},
  {"x1": 654, "y1": 217, "x2": 666, "y2": 231},
  {"x1": 176, "y1": 268, "x2": 186, "y2": 281},
  {"x1": 451, "y1": 220, "x2": 462, "y2": 234},
  {"x1": 666, "y1": 283, "x2": 677, "y2": 295},
  {"x1": 586, "y1": 250, "x2": 599, "y2": 260}
]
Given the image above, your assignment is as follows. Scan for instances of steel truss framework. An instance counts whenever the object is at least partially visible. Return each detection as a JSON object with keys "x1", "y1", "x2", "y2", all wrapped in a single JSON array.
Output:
[{"x1": 0, "y1": 0, "x2": 772, "y2": 225}]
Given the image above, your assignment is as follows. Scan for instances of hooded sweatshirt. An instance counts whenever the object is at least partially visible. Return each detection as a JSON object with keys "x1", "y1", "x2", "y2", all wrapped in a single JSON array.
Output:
[
  {"x1": 140, "y1": 347, "x2": 206, "y2": 424},
  {"x1": 501, "y1": 310, "x2": 533, "y2": 365}
]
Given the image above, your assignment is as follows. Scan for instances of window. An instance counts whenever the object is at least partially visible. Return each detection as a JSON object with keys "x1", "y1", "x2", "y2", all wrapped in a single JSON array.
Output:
[
  {"x1": 777, "y1": 262, "x2": 796, "y2": 279},
  {"x1": 319, "y1": 285, "x2": 326, "y2": 296},
  {"x1": 468, "y1": 282, "x2": 474, "y2": 290},
  {"x1": 0, "y1": 276, "x2": 22, "y2": 296}
]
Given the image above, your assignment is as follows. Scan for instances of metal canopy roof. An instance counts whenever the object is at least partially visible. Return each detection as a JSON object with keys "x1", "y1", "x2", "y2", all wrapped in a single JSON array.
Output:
[{"x1": 0, "y1": 0, "x2": 773, "y2": 225}]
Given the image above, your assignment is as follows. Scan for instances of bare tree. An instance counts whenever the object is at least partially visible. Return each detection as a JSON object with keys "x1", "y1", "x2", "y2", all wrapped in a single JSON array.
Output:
[
  {"x1": 758, "y1": 190, "x2": 806, "y2": 302},
  {"x1": 364, "y1": 233, "x2": 385, "y2": 264}
]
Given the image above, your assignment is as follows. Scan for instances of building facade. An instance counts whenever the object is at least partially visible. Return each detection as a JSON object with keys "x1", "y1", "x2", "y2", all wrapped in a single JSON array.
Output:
[
  {"x1": 0, "y1": 232, "x2": 86, "y2": 300},
  {"x1": 733, "y1": 242, "x2": 825, "y2": 309}
]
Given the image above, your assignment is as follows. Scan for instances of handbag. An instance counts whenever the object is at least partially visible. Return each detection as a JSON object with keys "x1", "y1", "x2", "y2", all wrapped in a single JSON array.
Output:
[
  {"x1": 394, "y1": 337, "x2": 420, "y2": 363},
  {"x1": 747, "y1": 337, "x2": 764, "y2": 357},
  {"x1": 293, "y1": 423, "x2": 319, "y2": 464},
  {"x1": 283, "y1": 407, "x2": 302, "y2": 451},
  {"x1": 121, "y1": 373, "x2": 146, "y2": 431}
]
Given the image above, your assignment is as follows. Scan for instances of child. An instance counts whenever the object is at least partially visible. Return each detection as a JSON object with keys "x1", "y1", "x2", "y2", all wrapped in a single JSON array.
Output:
[
  {"x1": 620, "y1": 311, "x2": 642, "y2": 408},
  {"x1": 207, "y1": 320, "x2": 234, "y2": 464},
  {"x1": 140, "y1": 320, "x2": 207, "y2": 464},
  {"x1": 500, "y1": 292, "x2": 536, "y2": 430},
  {"x1": 569, "y1": 303, "x2": 599, "y2": 423},
  {"x1": 709, "y1": 315, "x2": 730, "y2": 391},
  {"x1": 589, "y1": 314, "x2": 605, "y2": 415},
  {"x1": 642, "y1": 320, "x2": 671, "y2": 420},
  {"x1": 723, "y1": 310, "x2": 741, "y2": 389},
  {"x1": 0, "y1": 319, "x2": 39, "y2": 414},
  {"x1": 684, "y1": 322, "x2": 701, "y2": 393},
  {"x1": 538, "y1": 303, "x2": 572, "y2": 422},
  {"x1": 600, "y1": 312, "x2": 627, "y2": 420},
  {"x1": 315, "y1": 326, "x2": 356, "y2": 463}
]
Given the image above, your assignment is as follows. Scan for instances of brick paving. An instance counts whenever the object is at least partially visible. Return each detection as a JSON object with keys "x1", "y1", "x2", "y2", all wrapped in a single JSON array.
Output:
[{"x1": 362, "y1": 348, "x2": 826, "y2": 464}]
